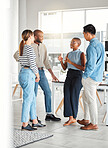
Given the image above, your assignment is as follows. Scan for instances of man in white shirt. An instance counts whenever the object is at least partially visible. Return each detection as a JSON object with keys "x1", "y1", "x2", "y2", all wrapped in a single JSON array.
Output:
[{"x1": 32, "y1": 29, "x2": 61, "y2": 121}]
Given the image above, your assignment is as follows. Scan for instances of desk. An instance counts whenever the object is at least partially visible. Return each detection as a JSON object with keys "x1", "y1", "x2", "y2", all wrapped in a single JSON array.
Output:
[
  {"x1": 97, "y1": 83, "x2": 108, "y2": 125},
  {"x1": 52, "y1": 81, "x2": 108, "y2": 125},
  {"x1": 52, "y1": 81, "x2": 64, "y2": 115}
]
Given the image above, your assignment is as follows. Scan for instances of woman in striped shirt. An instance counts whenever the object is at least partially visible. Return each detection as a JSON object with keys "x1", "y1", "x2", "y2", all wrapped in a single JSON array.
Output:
[{"x1": 18, "y1": 29, "x2": 40, "y2": 131}]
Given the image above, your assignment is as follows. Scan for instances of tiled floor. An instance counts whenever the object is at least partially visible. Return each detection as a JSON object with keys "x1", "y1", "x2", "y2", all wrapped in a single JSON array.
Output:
[{"x1": 12, "y1": 86, "x2": 108, "y2": 148}]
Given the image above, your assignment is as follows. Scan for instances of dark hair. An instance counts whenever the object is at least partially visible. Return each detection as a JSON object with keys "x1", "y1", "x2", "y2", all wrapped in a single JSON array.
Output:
[
  {"x1": 34, "y1": 29, "x2": 43, "y2": 36},
  {"x1": 73, "y1": 37, "x2": 81, "y2": 46},
  {"x1": 83, "y1": 24, "x2": 96, "y2": 35},
  {"x1": 19, "y1": 29, "x2": 33, "y2": 56}
]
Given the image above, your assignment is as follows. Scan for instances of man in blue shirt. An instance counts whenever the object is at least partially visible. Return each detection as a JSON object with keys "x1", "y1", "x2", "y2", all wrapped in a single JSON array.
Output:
[{"x1": 77, "y1": 24, "x2": 105, "y2": 130}]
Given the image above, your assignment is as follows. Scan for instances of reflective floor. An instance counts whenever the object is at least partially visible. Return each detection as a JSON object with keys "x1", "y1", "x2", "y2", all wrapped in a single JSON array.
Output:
[{"x1": 12, "y1": 86, "x2": 108, "y2": 148}]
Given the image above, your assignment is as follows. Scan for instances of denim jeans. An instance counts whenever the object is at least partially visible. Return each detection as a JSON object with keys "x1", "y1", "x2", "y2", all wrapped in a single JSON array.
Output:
[
  {"x1": 19, "y1": 68, "x2": 37, "y2": 122},
  {"x1": 34, "y1": 69, "x2": 51, "y2": 113}
]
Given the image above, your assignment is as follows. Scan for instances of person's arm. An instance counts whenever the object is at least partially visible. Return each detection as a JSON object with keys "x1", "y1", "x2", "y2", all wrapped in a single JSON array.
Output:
[
  {"x1": 58, "y1": 54, "x2": 67, "y2": 70},
  {"x1": 26, "y1": 46, "x2": 40, "y2": 82},
  {"x1": 13, "y1": 50, "x2": 19, "y2": 61},
  {"x1": 83, "y1": 46, "x2": 97, "y2": 79},
  {"x1": 43, "y1": 45, "x2": 51, "y2": 70},
  {"x1": 48, "y1": 68, "x2": 59, "y2": 81},
  {"x1": 65, "y1": 52, "x2": 86, "y2": 71},
  {"x1": 43, "y1": 45, "x2": 59, "y2": 81}
]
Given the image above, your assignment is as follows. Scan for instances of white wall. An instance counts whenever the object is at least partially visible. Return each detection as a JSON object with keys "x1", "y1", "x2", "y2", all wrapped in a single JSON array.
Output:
[
  {"x1": 0, "y1": 0, "x2": 19, "y2": 147},
  {"x1": 19, "y1": 0, "x2": 27, "y2": 41},
  {"x1": 11, "y1": 0, "x2": 19, "y2": 75},
  {"x1": 25, "y1": 0, "x2": 108, "y2": 30}
]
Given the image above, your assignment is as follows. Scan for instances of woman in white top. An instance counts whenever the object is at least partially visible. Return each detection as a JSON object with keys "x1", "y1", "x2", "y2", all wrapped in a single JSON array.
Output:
[{"x1": 18, "y1": 29, "x2": 40, "y2": 131}]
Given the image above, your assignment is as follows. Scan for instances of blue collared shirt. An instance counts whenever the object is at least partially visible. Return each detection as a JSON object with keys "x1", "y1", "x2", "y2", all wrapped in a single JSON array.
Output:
[{"x1": 83, "y1": 38, "x2": 105, "y2": 82}]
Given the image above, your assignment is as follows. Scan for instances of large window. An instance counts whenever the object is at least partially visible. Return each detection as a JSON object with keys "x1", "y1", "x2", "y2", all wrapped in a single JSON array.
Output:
[
  {"x1": 62, "y1": 10, "x2": 85, "y2": 53},
  {"x1": 39, "y1": 8, "x2": 108, "y2": 67},
  {"x1": 86, "y1": 9, "x2": 108, "y2": 43}
]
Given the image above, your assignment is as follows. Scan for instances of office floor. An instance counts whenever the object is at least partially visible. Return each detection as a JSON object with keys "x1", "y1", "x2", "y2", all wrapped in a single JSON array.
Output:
[{"x1": 12, "y1": 86, "x2": 108, "y2": 148}]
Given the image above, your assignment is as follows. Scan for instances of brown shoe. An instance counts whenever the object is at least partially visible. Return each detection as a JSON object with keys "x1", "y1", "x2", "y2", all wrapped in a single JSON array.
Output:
[
  {"x1": 80, "y1": 123, "x2": 98, "y2": 130},
  {"x1": 77, "y1": 119, "x2": 89, "y2": 126}
]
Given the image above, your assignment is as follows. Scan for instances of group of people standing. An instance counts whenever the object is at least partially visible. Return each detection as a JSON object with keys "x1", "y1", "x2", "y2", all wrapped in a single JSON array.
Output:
[{"x1": 14, "y1": 24, "x2": 105, "y2": 131}]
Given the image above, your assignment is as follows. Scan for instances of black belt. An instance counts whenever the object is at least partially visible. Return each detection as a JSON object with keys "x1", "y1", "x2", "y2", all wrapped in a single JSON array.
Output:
[
  {"x1": 38, "y1": 67, "x2": 43, "y2": 70},
  {"x1": 24, "y1": 66, "x2": 30, "y2": 68}
]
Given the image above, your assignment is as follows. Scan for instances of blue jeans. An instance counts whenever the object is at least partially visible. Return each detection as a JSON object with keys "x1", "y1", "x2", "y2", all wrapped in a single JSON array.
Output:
[
  {"x1": 19, "y1": 68, "x2": 37, "y2": 122},
  {"x1": 34, "y1": 70, "x2": 51, "y2": 113}
]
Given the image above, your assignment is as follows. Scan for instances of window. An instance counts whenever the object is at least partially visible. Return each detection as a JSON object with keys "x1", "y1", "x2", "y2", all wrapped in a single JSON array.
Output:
[
  {"x1": 86, "y1": 9, "x2": 108, "y2": 43},
  {"x1": 40, "y1": 12, "x2": 61, "y2": 33},
  {"x1": 62, "y1": 10, "x2": 85, "y2": 53},
  {"x1": 39, "y1": 8, "x2": 108, "y2": 67}
]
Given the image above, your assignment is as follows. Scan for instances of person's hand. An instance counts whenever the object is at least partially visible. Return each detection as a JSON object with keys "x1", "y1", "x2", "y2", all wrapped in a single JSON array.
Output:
[
  {"x1": 35, "y1": 77, "x2": 40, "y2": 82},
  {"x1": 35, "y1": 73, "x2": 40, "y2": 82},
  {"x1": 52, "y1": 74, "x2": 59, "y2": 82},
  {"x1": 65, "y1": 57, "x2": 71, "y2": 64},
  {"x1": 58, "y1": 54, "x2": 63, "y2": 62}
]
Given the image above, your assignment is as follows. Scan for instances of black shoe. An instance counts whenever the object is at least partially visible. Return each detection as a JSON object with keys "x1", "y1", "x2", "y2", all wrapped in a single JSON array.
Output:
[
  {"x1": 45, "y1": 114, "x2": 61, "y2": 121},
  {"x1": 32, "y1": 122, "x2": 46, "y2": 128},
  {"x1": 21, "y1": 124, "x2": 37, "y2": 131},
  {"x1": 30, "y1": 117, "x2": 41, "y2": 124}
]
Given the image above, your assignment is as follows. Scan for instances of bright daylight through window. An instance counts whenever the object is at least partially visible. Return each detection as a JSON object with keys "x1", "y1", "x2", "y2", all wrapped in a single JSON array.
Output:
[{"x1": 39, "y1": 8, "x2": 108, "y2": 68}]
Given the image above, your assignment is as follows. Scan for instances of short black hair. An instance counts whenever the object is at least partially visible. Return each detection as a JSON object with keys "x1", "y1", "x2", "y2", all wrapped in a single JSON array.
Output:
[
  {"x1": 34, "y1": 29, "x2": 43, "y2": 36},
  {"x1": 73, "y1": 37, "x2": 81, "y2": 46},
  {"x1": 83, "y1": 24, "x2": 96, "y2": 35}
]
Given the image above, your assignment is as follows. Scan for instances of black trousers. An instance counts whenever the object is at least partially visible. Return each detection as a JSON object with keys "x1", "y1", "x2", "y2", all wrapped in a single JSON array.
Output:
[{"x1": 64, "y1": 69, "x2": 82, "y2": 118}]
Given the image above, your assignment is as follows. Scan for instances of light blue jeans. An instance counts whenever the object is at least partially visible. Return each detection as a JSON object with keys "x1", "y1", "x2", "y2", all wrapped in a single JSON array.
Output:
[
  {"x1": 19, "y1": 68, "x2": 37, "y2": 122},
  {"x1": 34, "y1": 69, "x2": 51, "y2": 113}
]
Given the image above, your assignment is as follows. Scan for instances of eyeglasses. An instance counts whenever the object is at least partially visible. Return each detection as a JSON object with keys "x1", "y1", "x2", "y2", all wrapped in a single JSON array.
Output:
[{"x1": 70, "y1": 41, "x2": 78, "y2": 44}]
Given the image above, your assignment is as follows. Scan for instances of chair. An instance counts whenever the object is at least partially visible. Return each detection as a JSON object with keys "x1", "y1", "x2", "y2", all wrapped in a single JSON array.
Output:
[
  {"x1": 12, "y1": 73, "x2": 22, "y2": 100},
  {"x1": 12, "y1": 83, "x2": 22, "y2": 98}
]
